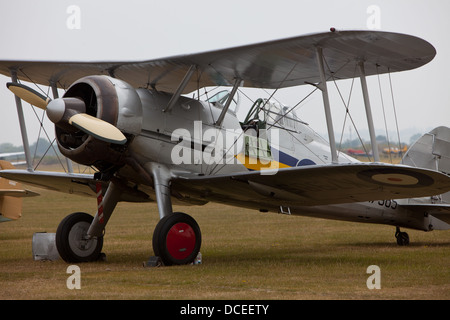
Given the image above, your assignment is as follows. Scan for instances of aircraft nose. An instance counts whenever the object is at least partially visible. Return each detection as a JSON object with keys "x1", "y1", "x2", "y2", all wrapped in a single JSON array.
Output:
[
  {"x1": 46, "y1": 97, "x2": 86, "y2": 124},
  {"x1": 46, "y1": 98, "x2": 66, "y2": 123}
]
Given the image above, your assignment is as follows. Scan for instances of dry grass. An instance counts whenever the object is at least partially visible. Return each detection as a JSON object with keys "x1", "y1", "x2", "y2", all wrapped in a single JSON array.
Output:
[{"x1": 0, "y1": 187, "x2": 449, "y2": 300}]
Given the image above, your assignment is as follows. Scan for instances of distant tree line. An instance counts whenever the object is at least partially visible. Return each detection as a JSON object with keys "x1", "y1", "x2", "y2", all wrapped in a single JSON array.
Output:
[
  {"x1": 0, "y1": 138, "x2": 63, "y2": 165},
  {"x1": 338, "y1": 133, "x2": 422, "y2": 150}
]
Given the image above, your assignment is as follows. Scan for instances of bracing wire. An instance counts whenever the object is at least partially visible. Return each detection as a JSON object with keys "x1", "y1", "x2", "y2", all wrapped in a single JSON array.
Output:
[
  {"x1": 323, "y1": 59, "x2": 371, "y2": 161},
  {"x1": 388, "y1": 69, "x2": 404, "y2": 158},
  {"x1": 17, "y1": 70, "x2": 68, "y2": 172},
  {"x1": 208, "y1": 60, "x2": 300, "y2": 175},
  {"x1": 376, "y1": 67, "x2": 393, "y2": 163}
]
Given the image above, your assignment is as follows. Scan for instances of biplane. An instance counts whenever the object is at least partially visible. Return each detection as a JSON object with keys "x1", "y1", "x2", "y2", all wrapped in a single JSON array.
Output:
[{"x1": 1, "y1": 30, "x2": 449, "y2": 265}]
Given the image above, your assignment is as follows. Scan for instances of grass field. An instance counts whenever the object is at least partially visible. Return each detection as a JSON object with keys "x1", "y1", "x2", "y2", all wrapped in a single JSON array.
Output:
[{"x1": 1, "y1": 187, "x2": 449, "y2": 300}]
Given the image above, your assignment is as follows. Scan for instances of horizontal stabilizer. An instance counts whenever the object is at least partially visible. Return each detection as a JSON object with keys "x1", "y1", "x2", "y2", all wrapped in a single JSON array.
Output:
[{"x1": 399, "y1": 203, "x2": 450, "y2": 226}]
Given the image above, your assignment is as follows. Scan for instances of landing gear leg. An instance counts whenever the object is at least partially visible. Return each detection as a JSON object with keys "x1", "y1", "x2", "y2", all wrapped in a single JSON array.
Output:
[
  {"x1": 56, "y1": 212, "x2": 104, "y2": 263},
  {"x1": 145, "y1": 163, "x2": 202, "y2": 266},
  {"x1": 55, "y1": 181, "x2": 121, "y2": 263},
  {"x1": 395, "y1": 227, "x2": 410, "y2": 246}
]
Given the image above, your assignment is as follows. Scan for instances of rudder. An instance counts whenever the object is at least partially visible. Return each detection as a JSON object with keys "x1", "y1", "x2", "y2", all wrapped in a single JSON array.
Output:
[{"x1": 402, "y1": 126, "x2": 450, "y2": 203}]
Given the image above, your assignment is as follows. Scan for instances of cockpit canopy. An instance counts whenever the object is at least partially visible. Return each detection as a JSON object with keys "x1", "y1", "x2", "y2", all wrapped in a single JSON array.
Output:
[
  {"x1": 242, "y1": 98, "x2": 307, "y2": 131},
  {"x1": 207, "y1": 90, "x2": 240, "y2": 114}
]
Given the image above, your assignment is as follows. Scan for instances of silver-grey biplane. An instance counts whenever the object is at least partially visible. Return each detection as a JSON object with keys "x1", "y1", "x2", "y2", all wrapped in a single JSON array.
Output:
[{"x1": 1, "y1": 30, "x2": 450, "y2": 265}]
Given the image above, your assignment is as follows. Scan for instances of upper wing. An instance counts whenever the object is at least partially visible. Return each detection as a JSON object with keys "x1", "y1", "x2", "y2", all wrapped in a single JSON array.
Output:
[
  {"x1": 0, "y1": 30, "x2": 435, "y2": 93},
  {"x1": 172, "y1": 163, "x2": 450, "y2": 207}
]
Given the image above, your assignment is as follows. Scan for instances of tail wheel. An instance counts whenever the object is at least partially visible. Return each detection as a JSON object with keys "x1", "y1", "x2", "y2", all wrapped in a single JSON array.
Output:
[
  {"x1": 395, "y1": 227, "x2": 410, "y2": 246},
  {"x1": 152, "y1": 212, "x2": 201, "y2": 266},
  {"x1": 56, "y1": 212, "x2": 103, "y2": 262}
]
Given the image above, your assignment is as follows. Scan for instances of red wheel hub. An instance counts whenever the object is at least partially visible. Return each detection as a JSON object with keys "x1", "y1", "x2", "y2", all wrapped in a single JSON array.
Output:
[{"x1": 166, "y1": 222, "x2": 196, "y2": 260}]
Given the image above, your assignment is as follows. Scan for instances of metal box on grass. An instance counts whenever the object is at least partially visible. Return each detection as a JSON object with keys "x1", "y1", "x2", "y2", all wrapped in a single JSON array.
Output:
[{"x1": 32, "y1": 232, "x2": 60, "y2": 261}]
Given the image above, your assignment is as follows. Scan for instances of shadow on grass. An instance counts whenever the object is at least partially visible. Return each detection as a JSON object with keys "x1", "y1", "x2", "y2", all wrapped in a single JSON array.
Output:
[{"x1": 347, "y1": 241, "x2": 450, "y2": 248}]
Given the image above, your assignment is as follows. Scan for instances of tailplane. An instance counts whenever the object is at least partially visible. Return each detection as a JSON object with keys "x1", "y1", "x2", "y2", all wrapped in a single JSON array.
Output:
[
  {"x1": 0, "y1": 160, "x2": 39, "y2": 222},
  {"x1": 402, "y1": 126, "x2": 450, "y2": 203},
  {"x1": 401, "y1": 127, "x2": 450, "y2": 229}
]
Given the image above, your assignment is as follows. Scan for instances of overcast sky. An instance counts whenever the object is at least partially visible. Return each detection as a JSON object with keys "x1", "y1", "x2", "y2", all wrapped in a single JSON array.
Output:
[{"x1": 0, "y1": 0, "x2": 449, "y2": 147}]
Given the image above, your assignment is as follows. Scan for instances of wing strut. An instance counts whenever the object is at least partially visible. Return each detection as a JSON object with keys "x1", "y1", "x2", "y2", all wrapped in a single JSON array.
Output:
[
  {"x1": 359, "y1": 62, "x2": 380, "y2": 162},
  {"x1": 315, "y1": 47, "x2": 338, "y2": 164},
  {"x1": 163, "y1": 64, "x2": 196, "y2": 113},
  {"x1": 10, "y1": 70, "x2": 33, "y2": 172},
  {"x1": 215, "y1": 78, "x2": 241, "y2": 127}
]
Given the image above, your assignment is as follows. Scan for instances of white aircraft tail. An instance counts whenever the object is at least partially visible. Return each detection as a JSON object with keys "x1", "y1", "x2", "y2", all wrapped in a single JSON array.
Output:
[
  {"x1": 400, "y1": 127, "x2": 450, "y2": 228},
  {"x1": 402, "y1": 126, "x2": 450, "y2": 203}
]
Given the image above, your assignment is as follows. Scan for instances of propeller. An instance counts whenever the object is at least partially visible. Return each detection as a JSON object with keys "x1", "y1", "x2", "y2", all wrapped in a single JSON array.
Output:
[{"x1": 6, "y1": 82, "x2": 127, "y2": 145}]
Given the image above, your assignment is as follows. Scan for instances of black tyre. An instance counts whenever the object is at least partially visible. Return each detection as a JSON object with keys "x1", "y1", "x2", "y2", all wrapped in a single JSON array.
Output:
[
  {"x1": 152, "y1": 212, "x2": 201, "y2": 266},
  {"x1": 56, "y1": 212, "x2": 103, "y2": 262},
  {"x1": 396, "y1": 231, "x2": 410, "y2": 246}
]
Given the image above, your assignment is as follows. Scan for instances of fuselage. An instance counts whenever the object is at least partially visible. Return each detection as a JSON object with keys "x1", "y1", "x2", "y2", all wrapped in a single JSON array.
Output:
[{"x1": 114, "y1": 89, "x2": 438, "y2": 232}]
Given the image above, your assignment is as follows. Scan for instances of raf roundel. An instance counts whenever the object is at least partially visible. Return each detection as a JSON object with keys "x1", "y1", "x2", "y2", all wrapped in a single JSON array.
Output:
[
  {"x1": 357, "y1": 168, "x2": 434, "y2": 188},
  {"x1": 371, "y1": 173, "x2": 419, "y2": 186}
]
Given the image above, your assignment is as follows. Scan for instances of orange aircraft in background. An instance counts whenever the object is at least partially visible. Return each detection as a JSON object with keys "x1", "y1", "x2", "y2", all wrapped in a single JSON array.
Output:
[{"x1": 0, "y1": 160, "x2": 38, "y2": 222}]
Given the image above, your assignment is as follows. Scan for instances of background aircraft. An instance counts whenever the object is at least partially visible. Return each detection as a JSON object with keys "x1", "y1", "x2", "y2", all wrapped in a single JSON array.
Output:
[
  {"x1": 0, "y1": 151, "x2": 26, "y2": 166},
  {"x1": 346, "y1": 149, "x2": 370, "y2": 157},
  {"x1": 0, "y1": 30, "x2": 449, "y2": 265},
  {"x1": 0, "y1": 160, "x2": 38, "y2": 222}
]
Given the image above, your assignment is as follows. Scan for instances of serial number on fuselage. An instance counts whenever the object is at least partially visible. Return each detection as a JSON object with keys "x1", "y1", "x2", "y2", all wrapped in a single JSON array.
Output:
[{"x1": 369, "y1": 199, "x2": 398, "y2": 209}]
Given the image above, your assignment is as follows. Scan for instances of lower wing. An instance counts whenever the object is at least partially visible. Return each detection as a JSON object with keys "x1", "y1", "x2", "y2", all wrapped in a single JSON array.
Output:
[
  {"x1": 1, "y1": 163, "x2": 450, "y2": 208},
  {"x1": 0, "y1": 169, "x2": 96, "y2": 197},
  {"x1": 173, "y1": 163, "x2": 450, "y2": 207}
]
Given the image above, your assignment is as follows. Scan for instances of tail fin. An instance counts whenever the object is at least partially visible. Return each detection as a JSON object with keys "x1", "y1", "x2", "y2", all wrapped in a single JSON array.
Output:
[
  {"x1": 402, "y1": 126, "x2": 450, "y2": 203},
  {"x1": 0, "y1": 160, "x2": 38, "y2": 222}
]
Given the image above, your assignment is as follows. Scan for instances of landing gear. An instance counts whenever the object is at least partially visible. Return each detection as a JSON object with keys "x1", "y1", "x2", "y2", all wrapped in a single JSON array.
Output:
[
  {"x1": 56, "y1": 180, "x2": 120, "y2": 263},
  {"x1": 55, "y1": 163, "x2": 202, "y2": 266},
  {"x1": 56, "y1": 212, "x2": 104, "y2": 262},
  {"x1": 145, "y1": 163, "x2": 202, "y2": 266},
  {"x1": 395, "y1": 227, "x2": 410, "y2": 246},
  {"x1": 152, "y1": 212, "x2": 201, "y2": 266}
]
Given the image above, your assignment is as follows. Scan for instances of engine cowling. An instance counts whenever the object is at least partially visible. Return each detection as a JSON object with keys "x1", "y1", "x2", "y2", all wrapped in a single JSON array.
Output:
[{"x1": 55, "y1": 76, "x2": 142, "y2": 171}]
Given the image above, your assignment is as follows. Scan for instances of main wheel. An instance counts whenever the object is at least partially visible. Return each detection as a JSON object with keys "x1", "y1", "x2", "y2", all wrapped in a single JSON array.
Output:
[
  {"x1": 56, "y1": 212, "x2": 103, "y2": 262},
  {"x1": 152, "y1": 212, "x2": 201, "y2": 266},
  {"x1": 395, "y1": 229, "x2": 410, "y2": 246}
]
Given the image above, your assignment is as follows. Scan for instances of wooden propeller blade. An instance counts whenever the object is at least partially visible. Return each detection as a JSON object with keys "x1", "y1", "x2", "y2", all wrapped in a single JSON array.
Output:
[
  {"x1": 6, "y1": 82, "x2": 50, "y2": 109},
  {"x1": 69, "y1": 113, "x2": 127, "y2": 145}
]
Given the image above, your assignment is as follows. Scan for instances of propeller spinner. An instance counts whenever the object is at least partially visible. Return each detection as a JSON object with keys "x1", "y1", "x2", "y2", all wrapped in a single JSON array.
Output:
[{"x1": 6, "y1": 82, "x2": 127, "y2": 145}]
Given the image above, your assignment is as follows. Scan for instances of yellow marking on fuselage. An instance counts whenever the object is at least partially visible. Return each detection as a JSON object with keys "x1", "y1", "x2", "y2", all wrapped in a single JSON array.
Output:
[{"x1": 235, "y1": 153, "x2": 290, "y2": 171}]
